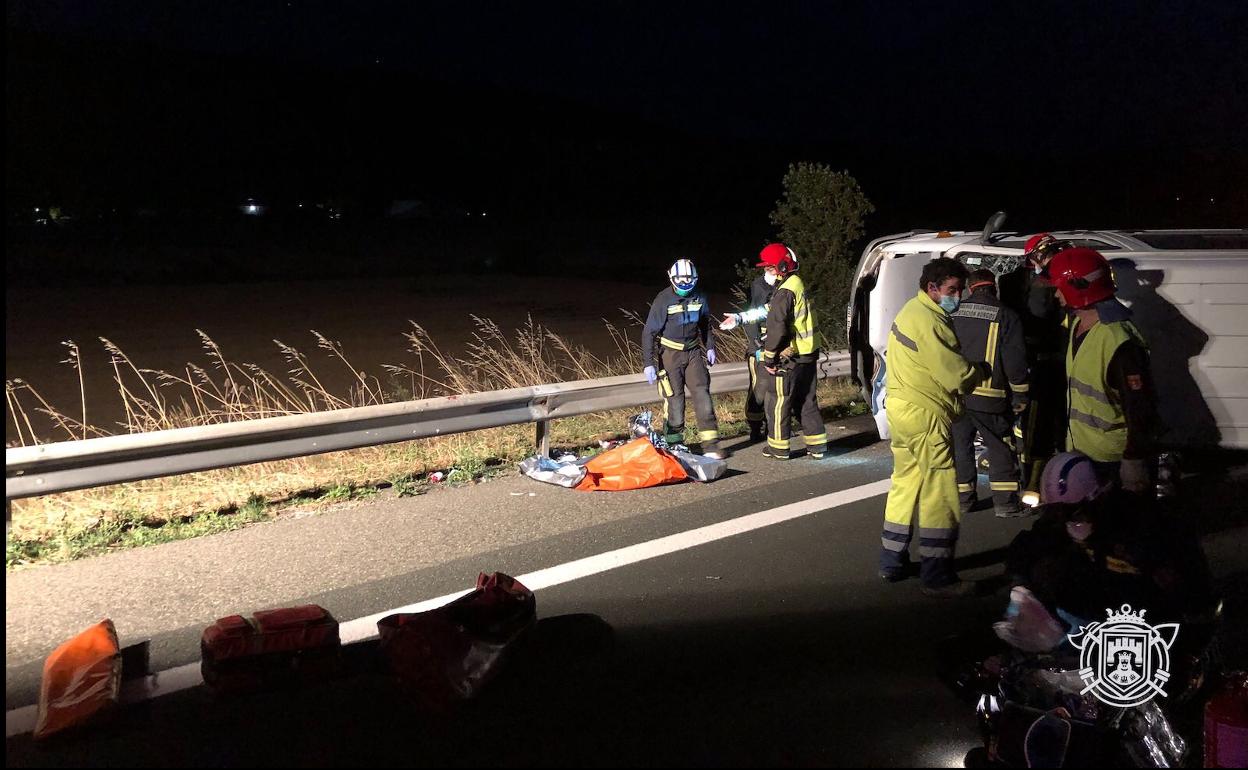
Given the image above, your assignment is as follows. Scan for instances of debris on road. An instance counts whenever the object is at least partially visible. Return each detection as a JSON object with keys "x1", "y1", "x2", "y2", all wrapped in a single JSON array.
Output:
[
  {"x1": 34, "y1": 620, "x2": 122, "y2": 740},
  {"x1": 201, "y1": 605, "x2": 341, "y2": 694},
  {"x1": 519, "y1": 411, "x2": 725, "y2": 490},
  {"x1": 518, "y1": 455, "x2": 587, "y2": 488},
  {"x1": 377, "y1": 572, "x2": 535, "y2": 710}
]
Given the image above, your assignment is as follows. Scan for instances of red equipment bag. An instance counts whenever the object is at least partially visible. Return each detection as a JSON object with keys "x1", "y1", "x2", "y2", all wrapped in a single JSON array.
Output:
[
  {"x1": 201, "y1": 604, "x2": 341, "y2": 693},
  {"x1": 377, "y1": 572, "x2": 536, "y2": 710}
]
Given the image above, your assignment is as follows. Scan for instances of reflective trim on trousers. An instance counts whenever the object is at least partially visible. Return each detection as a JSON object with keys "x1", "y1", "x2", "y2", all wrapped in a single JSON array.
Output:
[
  {"x1": 881, "y1": 521, "x2": 910, "y2": 551},
  {"x1": 883, "y1": 521, "x2": 910, "y2": 535}
]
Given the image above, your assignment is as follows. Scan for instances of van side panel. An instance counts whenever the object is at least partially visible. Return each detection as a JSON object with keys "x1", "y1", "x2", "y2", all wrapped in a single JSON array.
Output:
[
  {"x1": 1114, "y1": 255, "x2": 1248, "y2": 449},
  {"x1": 1196, "y1": 282, "x2": 1248, "y2": 448},
  {"x1": 865, "y1": 253, "x2": 931, "y2": 438}
]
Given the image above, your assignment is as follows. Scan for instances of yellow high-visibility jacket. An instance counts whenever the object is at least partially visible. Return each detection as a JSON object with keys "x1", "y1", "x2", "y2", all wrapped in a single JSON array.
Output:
[{"x1": 885, "y1": 290, "x2": 980, "y2": 422}]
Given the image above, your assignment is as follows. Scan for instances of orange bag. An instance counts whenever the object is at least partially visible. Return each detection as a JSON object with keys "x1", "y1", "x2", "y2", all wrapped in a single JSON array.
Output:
[
  {"x1": 575, "y1": 437, "x2": 689, "y2": 492},
  {"x1": 34, "y1": 619, "x2": 122, "y2": 740}
]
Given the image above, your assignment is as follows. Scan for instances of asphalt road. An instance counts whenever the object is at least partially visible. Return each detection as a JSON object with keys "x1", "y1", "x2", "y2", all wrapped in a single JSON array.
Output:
[{"x1": 7, "y1": 416, "x2": 1247, "y2": 766}]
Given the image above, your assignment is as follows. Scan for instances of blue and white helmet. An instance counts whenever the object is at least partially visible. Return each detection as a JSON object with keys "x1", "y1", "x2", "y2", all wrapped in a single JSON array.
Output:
[{"x1": 668, "y1": 259, "x2": 698, "y2": 295}]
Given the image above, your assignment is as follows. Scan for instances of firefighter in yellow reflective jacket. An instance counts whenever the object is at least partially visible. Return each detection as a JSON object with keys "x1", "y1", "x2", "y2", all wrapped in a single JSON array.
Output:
[
  {"x1": 880, "y1": 257, "x2": 986, "y2": 597},
  {"x1": 1045, "y1": 247, "x2": 1158, "y2": 494},
  {"x1": 641, "y1": 259, "x2": 723, "y2": 458},
  {"x1": 756, "y1": 244, "x2": 827, "y2": 460}
]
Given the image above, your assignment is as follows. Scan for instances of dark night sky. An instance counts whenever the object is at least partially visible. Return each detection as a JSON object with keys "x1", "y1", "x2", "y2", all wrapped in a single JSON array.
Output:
[{"x1": 6, "y1": 1, "x2": 1247, "y2": 281}]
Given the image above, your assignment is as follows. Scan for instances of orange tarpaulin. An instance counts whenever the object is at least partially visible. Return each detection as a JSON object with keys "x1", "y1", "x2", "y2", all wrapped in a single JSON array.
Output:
[
  {"x1": 575, "y1": 437, "x2": 689, "y2": 492},
  {"x1": 34, "y1": 619, "x2": 122, "y2": 740}
]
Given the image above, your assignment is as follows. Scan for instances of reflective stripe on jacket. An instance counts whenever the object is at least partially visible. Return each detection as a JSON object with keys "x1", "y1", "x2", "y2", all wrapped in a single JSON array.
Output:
[{"x1": 641, "y1": 287, "x2": 710, "y2": 367}]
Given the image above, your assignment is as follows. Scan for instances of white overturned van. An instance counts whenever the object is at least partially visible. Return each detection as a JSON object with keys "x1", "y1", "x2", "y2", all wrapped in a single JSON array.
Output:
[{"x1": 846, "y1": 222, "x2": 1248, "y2": 449}]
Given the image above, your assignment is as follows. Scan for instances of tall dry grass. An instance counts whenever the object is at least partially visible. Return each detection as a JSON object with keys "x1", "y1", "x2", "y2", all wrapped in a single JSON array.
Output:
[{"x1": 7, "y1": 313, "x2": 767, "y2": 556}]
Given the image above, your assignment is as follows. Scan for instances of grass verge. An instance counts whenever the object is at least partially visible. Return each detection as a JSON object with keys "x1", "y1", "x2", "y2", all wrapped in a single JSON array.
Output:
[{"x1": 6, "y1": 379, "x2": 865, "y2": 568}]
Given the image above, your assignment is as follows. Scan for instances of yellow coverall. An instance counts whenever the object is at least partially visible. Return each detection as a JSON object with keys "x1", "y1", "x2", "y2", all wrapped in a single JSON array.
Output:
[{"x1": 880, "y1": 290, "x2": 981, "y2": 587}]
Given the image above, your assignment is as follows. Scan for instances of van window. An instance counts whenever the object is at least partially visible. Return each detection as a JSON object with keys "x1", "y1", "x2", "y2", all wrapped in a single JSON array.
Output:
[
  {"x1": 955, "y1": 251, "x2": 1024, "y2": 276},
  {"x1": 1067, "y1": 238, "x2": 1120, "y2": 250}
]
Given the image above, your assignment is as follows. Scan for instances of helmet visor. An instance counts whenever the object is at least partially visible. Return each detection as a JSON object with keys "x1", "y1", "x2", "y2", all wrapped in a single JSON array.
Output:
[{"x1": 671, "y1": 274, "x2": 697, "y2": 291}]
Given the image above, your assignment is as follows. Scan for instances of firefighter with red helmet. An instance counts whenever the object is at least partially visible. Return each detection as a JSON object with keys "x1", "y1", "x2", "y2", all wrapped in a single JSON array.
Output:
[
  {"x1": 753, "y1": 243, "x2": 828, "y2": 460},
  {"x1": 1005, "y1": 233, "x2": 1074, "y2": 503},
  {"x1": 1045, "y1": 247, "x2": 1158, "y2": 494}
]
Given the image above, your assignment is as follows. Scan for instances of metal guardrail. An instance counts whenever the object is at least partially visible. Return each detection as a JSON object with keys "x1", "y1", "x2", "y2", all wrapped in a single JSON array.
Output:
[{"x1": 5, "y1": 351, "x2": 851, "y2": 502}]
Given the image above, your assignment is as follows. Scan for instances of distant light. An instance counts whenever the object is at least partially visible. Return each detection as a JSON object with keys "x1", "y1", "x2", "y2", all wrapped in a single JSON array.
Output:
[
  {"x1": 34, "y1": 207, "x2": 40, "y2": 213},
  {"x1": 481, "y1": 211, "x2": 487, "y2": 217},
  {"x1": 298, "y1": 203, "x2": 304, "y2": 208},
  {"x1": 1210, "y1": 198, "x2": 1215, "y2": 203},
  {"x1": 1174, "y1": 196, "x2": 1181, "y2": 202}
]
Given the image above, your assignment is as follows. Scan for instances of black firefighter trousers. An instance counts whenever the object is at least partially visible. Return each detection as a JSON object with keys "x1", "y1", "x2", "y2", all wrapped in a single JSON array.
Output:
[
  {"x1": 761, "y1": 359, "x2": 827, "y2": 458},
  {"x1": 952, "y1": 409, "x2": 1021, "y2": 513},
  {"x1": 657, "y1": 347, "x2": 720, "y2": 453},
  {"x1": 746, "y1": 354, "x2": 767, "y2": 436}
]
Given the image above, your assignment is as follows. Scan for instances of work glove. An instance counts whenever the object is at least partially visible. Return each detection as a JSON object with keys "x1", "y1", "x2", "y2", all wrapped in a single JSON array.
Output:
[
  {"x1": 719, "y1": 313, "x2": 740, "y2": 330},
  {"x1": 1119, "y1": 457, "x2": 1151, "y2": 494},
  {"x1": 706, "y1": 349, "x2": 717, "y2": 367},
  {"x1": 643, "y1": 365, "x2": 657, "y2": 385}
]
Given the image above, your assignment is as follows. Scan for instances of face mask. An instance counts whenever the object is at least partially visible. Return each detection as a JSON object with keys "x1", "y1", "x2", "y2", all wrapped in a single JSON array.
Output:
[
  {"x1": 674, "y1": 286, "x2": 693, "y2": 297},
  {"x1": 764, "y1": 272, "x2": 778, "y2": 286},
  {"x1": 938, "y1": 295, "x2": 960, "y2": 314},
  {"x1": 1066, "y1": 520, "x2": 1093, "y2": 542}
]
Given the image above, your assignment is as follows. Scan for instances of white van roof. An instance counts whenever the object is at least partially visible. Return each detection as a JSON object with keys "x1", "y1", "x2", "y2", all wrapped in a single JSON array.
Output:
[{"x1": 877, "y1": 228, "x2": 1248, "y2": 255}]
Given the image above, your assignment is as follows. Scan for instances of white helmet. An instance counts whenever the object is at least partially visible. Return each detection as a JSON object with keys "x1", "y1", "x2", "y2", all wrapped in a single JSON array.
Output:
[{"x1": 668, "y1": 259, "x2": 698, "y2": 296}]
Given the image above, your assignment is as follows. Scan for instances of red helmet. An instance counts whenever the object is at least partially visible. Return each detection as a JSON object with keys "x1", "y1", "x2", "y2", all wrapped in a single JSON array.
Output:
[
  {"x1": 757, "y1": 243, "x2": 797, "y2": 272},
  {"x1": 1046, "y1": 247, "x2": 1115, "y2": 309},
  {"x1": 1024, "y1": 233, "x2": 1056, "y2": 255}
]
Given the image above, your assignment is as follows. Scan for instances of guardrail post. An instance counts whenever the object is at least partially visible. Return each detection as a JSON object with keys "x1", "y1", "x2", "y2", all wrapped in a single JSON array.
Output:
[{"x1": 535, "y1": 420, "x2": 550, "y2": 458}]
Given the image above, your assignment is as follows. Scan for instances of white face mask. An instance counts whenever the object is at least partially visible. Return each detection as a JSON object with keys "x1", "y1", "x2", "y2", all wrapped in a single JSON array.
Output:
[{"x1": 764, "y1": 272, "x2": 778, "y2": 286}]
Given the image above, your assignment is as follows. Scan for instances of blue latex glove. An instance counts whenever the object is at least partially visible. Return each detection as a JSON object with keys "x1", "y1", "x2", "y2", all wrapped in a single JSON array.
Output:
[
  {"x1": 643, "y1": 365, "x2": 657, "y2": 385},
  {"x1": 754, "y1": 349, "x2": 764, "y2": 362},
  {"x1": 706, "y1": 349, "x2": 717, "y2": 367}
]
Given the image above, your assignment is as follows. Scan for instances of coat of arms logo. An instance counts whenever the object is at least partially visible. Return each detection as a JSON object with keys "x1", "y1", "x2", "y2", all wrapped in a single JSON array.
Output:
[{"x1": 1067, "y1": 604, "x2": 1180, "y2": 708}]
